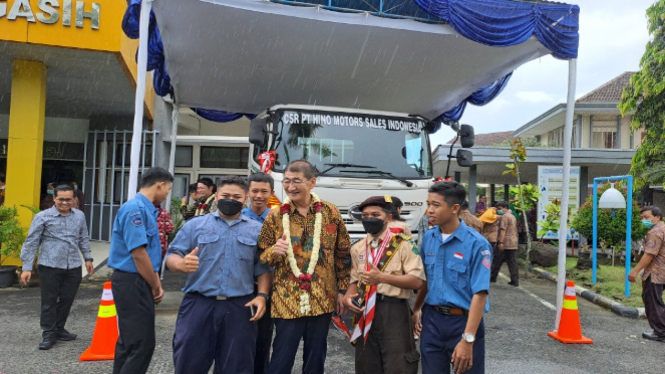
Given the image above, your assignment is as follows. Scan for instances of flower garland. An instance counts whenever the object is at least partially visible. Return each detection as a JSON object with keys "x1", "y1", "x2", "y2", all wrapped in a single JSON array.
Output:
[
  {"x1": 195, "y1": 194, "x2": 215, "y2": 216},
  {"x1": 281, "y1": 193, "x2": 323, "y2": 314}
]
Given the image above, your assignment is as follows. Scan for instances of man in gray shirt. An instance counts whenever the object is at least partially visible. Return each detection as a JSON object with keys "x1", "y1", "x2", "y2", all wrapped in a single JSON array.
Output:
[{"x1": 20, "y1": 184, "x2": 94, "y2": 350}]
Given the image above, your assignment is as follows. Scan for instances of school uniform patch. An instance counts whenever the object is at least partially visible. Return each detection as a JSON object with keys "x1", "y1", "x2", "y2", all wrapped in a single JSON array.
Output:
[
  {"x1": 131, "y1": 217, "x2": 143, "y2": 227},
  {"x1": 482, "y1": 257, "x2": 491, "y2": 269},
  {"x1": 481, "y1": 250, "x2": 491, "y2": 256},
  {"x1": 358, "y1": 255, "x2": 364, "y2": 261},
  {"x1": 454, "y1": 252, "x2": 464, "y2": 260}
]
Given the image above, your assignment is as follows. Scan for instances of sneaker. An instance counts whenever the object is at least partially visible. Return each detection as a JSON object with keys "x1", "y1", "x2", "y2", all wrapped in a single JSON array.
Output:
[
  {"x1": 507, "y1": 281, "x2": 519, "y2": 287},
  {"x1": 642, "y1": 331, "x2": 665, "y2": 342},
  {"x1": 39, "y1": 336, "x2": 57, "y2": 350},
  {"x1": 56, "y1": 330, "x2": 77, "y2": 341}
]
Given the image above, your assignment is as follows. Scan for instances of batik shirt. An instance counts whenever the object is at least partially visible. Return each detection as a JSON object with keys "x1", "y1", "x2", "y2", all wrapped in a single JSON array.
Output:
[
  {"x1": 643, "y1": 221, "x2": 665, "y2": 284},
  {"x1": 258, "y1": 199, "x2": 351, "y2": 319},
  {"x1": 460, "y1": 210, "x2": 483, "y2": 234}
]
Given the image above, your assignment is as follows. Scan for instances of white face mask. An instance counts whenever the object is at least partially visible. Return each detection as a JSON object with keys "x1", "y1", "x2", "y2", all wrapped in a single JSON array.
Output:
[{"x1": 73, "y1": 185, "x2": 78, "y2": 190}]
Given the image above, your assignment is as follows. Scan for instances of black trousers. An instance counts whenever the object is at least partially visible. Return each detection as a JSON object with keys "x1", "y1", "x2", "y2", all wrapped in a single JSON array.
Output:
[
  {"x1": 355, "y1": 298, "x2": 419, "y2": 374},
  {"x1": 255, "y1": 300, "x2": 274, "y2": 374},
  {"x1": 112, "y1": 270, "x2": 155, "y2": 374},
  {"x1": 38, "y1": 265, "x2": 82, "y2": 338},
  {"x1": 642, "y1": 275, "x2": 665, "y2": 336},
  {"x1": 269, "y1": 313, "x2": 332, "y2": 374},
  {"x1": 490, "y1": 249, "x2": 519, "y2": 284}
]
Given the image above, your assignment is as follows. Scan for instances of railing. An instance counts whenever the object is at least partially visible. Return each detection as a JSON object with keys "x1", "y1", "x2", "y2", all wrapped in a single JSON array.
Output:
[{"x1": 270, "y1": 0, "x2": 445, "y2": 24}]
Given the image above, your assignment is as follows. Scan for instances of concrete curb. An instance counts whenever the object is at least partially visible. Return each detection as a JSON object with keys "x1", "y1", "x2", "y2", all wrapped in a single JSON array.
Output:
[{"x1": 528, "y1": 265, "x2": 646, "y2": 320}]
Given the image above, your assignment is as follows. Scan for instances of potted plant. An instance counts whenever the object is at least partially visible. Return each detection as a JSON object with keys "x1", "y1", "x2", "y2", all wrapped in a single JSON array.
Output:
[
  {"x1": 0, "y1": 206, "x2": 28, "y2": 287},
  {"x1": 0, "y1": 205, "x2": 41, "y2": 288}
]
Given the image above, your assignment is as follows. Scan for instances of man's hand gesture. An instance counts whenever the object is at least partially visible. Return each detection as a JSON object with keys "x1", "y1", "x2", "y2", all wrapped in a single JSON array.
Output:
[
  {"x1": 274, "y1": 234, "x2": 289, "y2": 256},
  {"x1": 181, "y1": 247, "x2": 200, "y2": 273}
]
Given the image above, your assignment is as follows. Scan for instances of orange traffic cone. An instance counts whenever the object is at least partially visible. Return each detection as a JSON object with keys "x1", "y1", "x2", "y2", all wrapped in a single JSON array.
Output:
[
  {"x1": 80, "y1": 281, "x2": 119, "y2": 361},
  {"x1": 548, "y1": 280, "x2": 593, "y2": 344}
]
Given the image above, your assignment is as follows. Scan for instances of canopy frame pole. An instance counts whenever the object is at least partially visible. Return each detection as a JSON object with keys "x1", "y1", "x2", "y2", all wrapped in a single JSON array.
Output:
[
  {"x1": 164, "y1": 104, "x2": 180, "y2": 213},
  {"x1": 555, "y1": 58, "x2": 577, "y2": 331},
  {"x1": 127, "y1": 0, "x2": 153, "y2": 200}
]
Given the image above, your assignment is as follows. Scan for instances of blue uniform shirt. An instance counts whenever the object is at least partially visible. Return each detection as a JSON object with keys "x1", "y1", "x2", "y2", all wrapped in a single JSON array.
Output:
[
  {"x1": 167, "y1": 212, "x2": 270, "y2": 297},
  {"x1": 421, "y1": 220, "x2": 492, "y2": 312},
  {"x1": 108, "y1": 193, "x2": 162, "y2": 273},
  {"x1": 242, "y1": 207, "x2": 269, "y2": 223}
]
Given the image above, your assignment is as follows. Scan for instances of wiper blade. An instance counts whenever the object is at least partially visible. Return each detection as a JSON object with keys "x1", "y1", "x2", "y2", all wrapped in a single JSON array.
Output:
[
  {"x1": 339, "y1": 170, "x2": 414, "y2": 187},
  {"x1": 317, "y1": 163, "x2": 375, "y2": 176}
]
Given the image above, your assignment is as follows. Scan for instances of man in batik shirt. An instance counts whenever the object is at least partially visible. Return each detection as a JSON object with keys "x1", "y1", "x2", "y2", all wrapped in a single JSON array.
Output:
[{"x1": 258, "y1": 159, "x2": 351, "y2": 374}]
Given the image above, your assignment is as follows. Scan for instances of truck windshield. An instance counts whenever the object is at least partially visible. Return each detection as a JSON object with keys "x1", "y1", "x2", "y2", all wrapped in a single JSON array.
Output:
[{"x1": 269, "y1": 109, "x2": 432, "y2": 179}]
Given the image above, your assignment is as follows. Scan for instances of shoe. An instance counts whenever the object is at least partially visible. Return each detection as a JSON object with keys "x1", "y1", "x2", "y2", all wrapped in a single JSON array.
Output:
[
  {"x1": 642, "y1": 331, "x2": 665, "y2": 342},
  {"x1": 56, "y1": 330, "x2": 77, "y2": 341},
  {"x1": 490, "y1": 278, "x2": 497, "y2": 283},
  {"x1": 39, "y1": 336, "x2": 57, "y2": 350},
  {"x1": 508, "y1": 281, "x2": 519, "y2": 287}
]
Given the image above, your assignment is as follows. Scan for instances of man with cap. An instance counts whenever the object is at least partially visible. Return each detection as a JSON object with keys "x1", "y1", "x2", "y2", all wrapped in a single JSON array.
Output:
[{"x1": 344, "y1": 196, "x2": 425, "y2": 374}]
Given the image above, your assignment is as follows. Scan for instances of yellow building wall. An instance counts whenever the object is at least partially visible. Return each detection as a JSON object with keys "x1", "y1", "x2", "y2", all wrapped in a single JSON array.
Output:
[{"x1": 3, "y1": 60, "x2": 47, "y2": 267}]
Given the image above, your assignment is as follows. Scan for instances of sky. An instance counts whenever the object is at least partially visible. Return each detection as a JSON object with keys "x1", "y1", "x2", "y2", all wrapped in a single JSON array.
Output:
[{"x1": 429, "y1": 0, "x2": 656, "y2": 147}]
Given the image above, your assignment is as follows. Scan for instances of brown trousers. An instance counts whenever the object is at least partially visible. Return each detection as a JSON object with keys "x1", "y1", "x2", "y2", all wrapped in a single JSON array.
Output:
[
  {"x1": 354, "y1": 297, "x2": 420, "y2": 374},
  {"x1": 643, "y1": 275, "x2": 665, "y2": 336}
]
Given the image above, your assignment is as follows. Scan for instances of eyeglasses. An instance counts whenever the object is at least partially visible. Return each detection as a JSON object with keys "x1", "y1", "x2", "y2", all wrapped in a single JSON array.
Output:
[
  {"x1": 282, "y1": 179, "x2": 307, "y2": 186},
  {"x1": 55, "y1": 198, "x2": 74, "y2": 203}
]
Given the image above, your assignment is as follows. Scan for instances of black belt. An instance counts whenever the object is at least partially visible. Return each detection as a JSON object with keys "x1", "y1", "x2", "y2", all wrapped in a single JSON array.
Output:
[
  {"x1": 430, "y1": 304, "x2": 469, "y2": 316},
  {"x1": 189, "y1": 292, "x2": 252, "y2": 301},
  {"x1": 376, "y1": 294, "x2": 407, "y2": 303}
]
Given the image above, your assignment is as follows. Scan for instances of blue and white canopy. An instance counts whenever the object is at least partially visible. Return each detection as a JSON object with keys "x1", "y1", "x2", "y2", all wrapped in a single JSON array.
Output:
[{"x1": 123, "y1": 0, "x2": 579, "y2": 123}]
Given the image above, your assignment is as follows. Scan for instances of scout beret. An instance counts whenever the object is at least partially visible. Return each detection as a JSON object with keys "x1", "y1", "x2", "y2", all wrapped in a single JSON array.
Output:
[{"x1": 359, "y1": 196, "x2": 394, "y2": 211}]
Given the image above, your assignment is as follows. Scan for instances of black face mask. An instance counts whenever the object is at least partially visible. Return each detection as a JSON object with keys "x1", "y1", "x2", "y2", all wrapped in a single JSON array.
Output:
[
  {"x1": 362, "y1": 217, "x2": 386, "y2": 235},
  {"x1": 218, "y1": 199, "x2": 243, "y2": 216}
]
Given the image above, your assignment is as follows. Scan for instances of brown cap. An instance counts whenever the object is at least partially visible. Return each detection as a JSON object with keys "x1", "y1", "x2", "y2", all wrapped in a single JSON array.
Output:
[{"x1": 358, "y1": 196, "x2": 394, "y2": 212}]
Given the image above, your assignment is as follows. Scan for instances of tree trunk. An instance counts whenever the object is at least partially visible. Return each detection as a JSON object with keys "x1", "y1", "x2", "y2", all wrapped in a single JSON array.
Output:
[{"x1": 514, "y1": 161, "x2": 533, "y2": 278}]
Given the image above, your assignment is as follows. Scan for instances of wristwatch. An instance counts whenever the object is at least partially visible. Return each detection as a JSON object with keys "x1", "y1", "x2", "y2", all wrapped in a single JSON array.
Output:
[
  {"x1": 257, "y1": 292, "x2": 270, "y2": 301},
  {"x1": 462, "y1": 333, "x2": 475, "y2": 343}
]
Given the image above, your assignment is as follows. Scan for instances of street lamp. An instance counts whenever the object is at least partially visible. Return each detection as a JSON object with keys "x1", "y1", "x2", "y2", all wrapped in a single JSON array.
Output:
[{"x1": 598, "y1": 183, "x2": 626, "y2": 209}]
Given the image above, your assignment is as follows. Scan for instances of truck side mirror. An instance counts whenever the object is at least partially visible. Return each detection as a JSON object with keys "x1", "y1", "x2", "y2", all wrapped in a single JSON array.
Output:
[
  {"x1": 460, "y1": 124, "x2": 475, "y2": 148},
  {"x1": 456, "y1": 149, "x2": 473, "y2": 167},
  {"x1": 249, "y1": 118, "x2": 266, "y2": 146}
]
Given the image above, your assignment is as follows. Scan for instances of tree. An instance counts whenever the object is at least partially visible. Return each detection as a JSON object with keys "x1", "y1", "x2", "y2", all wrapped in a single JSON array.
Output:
[
  {"x1": 493, "y1": 137, "x2": 542, "y2": 148},
  {"x1": 503, "y1": 138, "x2": 540, "y2": 272},
  {"x1": 619, "y1": 0, "x2": 665, "y2": 189},
  {"x1": 571, "y1": 183, "x2": 648, "y2": 250}
]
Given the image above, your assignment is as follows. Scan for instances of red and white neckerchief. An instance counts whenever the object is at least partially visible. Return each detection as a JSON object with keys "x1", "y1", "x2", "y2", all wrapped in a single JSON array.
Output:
[{"x1": 350, "y1": 230, "x2": 393, "y2": 344}]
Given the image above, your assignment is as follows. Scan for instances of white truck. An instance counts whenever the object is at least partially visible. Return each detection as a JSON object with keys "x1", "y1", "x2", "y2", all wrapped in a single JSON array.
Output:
[{"x1": 248, "y1": 104, "x2": 472, "y2": 241}]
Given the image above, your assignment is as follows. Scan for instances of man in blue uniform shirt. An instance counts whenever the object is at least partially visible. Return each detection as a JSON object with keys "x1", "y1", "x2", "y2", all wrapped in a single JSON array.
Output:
[
  {"x1": 167, "y1": 176, "x2": 272, "y2": 374},
  {"x1": 242, "y1": 172, "x2": 275, "y2": 374},
  {"x1": 108, "y1": 167, "x2": 173, "y2": 374},
  {"x1": 412, "y1": 181, "x2": 491, "y2": 374}
]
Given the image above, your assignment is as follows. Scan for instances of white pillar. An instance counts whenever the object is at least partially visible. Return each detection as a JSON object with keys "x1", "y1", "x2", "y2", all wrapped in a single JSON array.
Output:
[
  {"x1": 555, "y1": 58, "x2": 577, "y2": 331},
  {"x1": 127, "y1": 0, "x2": 153, "y2": 200}
]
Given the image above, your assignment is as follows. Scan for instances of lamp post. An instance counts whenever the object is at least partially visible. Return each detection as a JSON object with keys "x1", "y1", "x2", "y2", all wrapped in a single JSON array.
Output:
[{"x1": 592, "y1": 176, "x2": 633, "y2": 298}]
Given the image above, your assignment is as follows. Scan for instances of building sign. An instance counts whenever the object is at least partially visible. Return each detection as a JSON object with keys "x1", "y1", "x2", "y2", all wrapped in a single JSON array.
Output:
[
  {"x1": 280, "y1": 109, "x2": 425, "y2": 134},
  {"x1": 0, "y1": 139, "x2": 84, "y2": 161},
  {"x1": 537, "y1": 166, "x2": 580, "y2": 240},
  {"x1": 0, "y1": 0, "x2": 100, "y2": 29}
]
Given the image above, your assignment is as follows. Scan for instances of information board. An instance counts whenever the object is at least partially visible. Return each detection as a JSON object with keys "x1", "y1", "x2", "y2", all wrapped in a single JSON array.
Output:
[{"x1": 537, "y1": 166, "x2": 580, "y2": 240}]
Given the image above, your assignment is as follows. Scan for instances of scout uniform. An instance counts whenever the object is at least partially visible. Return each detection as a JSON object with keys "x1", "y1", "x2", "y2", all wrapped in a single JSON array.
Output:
[
  {"x1": 107, "y1": 192, "x2": 163, "y2": 374},
  {"x1": 167, "y1": 212, "x2": 270, "y2": 374},
  {"x1": 420, "y1": 221, "x2": 492, "y2": 374},
  {"x1": 388, "y1": 219, "x2": 413, "y2": 236},
  {"x1": 350, "y1": 196, "x2": 425, "y2": 374},
  {"x1": 491, "y1": 212, "x2": 519, "y2": 285},
  {"x1": 641, "y1": 220, "x2": 665, "y2": 337}
]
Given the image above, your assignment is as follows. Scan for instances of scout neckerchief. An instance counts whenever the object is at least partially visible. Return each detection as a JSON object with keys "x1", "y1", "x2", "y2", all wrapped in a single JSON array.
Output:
[
  {"x1": 350, "y1": 229, "x2": 394, "y2": 345},
  {"x1": 195, "y1": 194, "x2": 215, "y2": 216}
]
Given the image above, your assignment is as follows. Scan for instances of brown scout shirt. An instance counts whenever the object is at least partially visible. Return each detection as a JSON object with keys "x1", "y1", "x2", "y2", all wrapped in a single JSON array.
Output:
[
  {"x1": 349, "y1": 233, "x2": 425, "y2": 299},
  {"x1": 642, "y1": 221, "x2": 665, "y2": 284},
  {"x1": 460, "y1": 210, "x2": 483, "y2": 234},
  {"x1": 387, "y1": 220, "x2": 413, "y2": 236},
  {"x1": 499, "y1": 213, "x2": 518, "y2": 250}
]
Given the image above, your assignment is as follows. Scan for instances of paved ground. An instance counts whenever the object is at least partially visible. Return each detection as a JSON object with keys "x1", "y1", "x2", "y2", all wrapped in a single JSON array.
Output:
[{"x1": 0, "y1": 266, "x2": 663, "y2": 374}]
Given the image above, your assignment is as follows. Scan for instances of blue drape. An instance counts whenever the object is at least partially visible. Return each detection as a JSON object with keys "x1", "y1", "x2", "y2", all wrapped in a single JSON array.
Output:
[
  {"x1": 121, "y1": 0, "x2": 579, "y2": 124},
  {"x1": 413, "y1": 0, "x2": 579, "y2": 59},
  {"x1": 192, "y1": 109, "x2": 256, "y2": 123}
]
